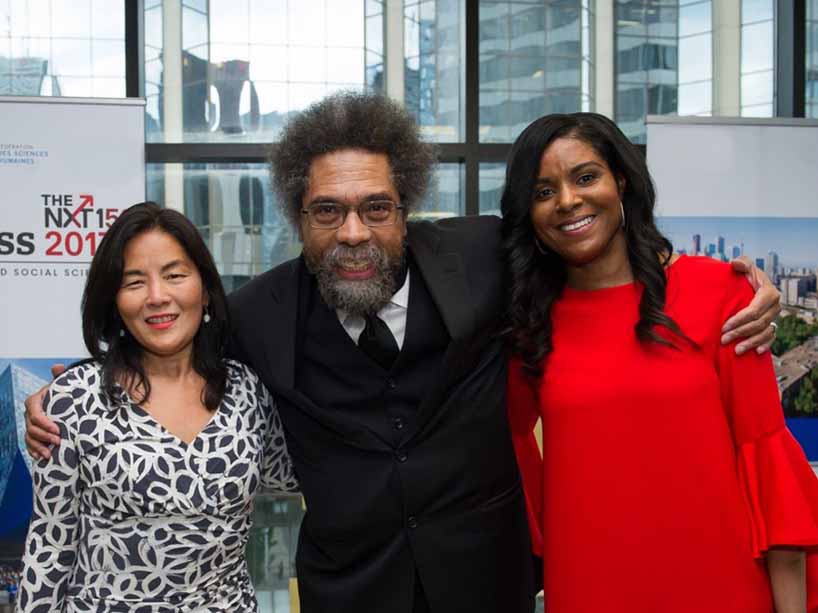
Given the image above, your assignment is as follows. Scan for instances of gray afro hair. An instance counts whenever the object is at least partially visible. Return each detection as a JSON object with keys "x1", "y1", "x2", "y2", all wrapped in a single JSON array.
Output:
[{"x1": 270, "y1": 91, "x2": 437, "y2": 226}]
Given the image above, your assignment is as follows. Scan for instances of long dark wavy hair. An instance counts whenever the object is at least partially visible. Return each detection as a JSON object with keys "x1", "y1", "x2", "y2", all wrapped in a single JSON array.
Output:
[
  {"x1": 501, "y1": 113, "x2": 690, "y2": 379},
  {"x1": 82, "y1": 202, "x2": 230, "y2": 410}
]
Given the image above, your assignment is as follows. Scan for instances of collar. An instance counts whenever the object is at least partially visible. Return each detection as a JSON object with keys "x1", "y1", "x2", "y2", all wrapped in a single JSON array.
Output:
[{"x1": 336, "y1": 267, "x2": 411, "y2": 323}]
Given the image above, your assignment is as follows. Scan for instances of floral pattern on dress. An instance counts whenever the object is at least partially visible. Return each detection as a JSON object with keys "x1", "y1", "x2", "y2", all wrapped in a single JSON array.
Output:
[{"x1": 18, "y1": 360, "x2": 298, "y2": 613}]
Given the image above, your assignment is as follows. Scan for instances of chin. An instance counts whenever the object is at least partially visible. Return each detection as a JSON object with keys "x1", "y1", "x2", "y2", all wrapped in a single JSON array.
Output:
[{"x1": 554, "y1": 248, "x2": 602, "y2": 267}]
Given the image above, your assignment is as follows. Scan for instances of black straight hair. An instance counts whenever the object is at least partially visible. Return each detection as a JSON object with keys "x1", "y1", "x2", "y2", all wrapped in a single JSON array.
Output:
[
  {"x1": 82, "y1": 201, "x2": 229, "y2": 410},
  {"x1": 501, "y1": 112, "x2": 692, "y2": 379}
]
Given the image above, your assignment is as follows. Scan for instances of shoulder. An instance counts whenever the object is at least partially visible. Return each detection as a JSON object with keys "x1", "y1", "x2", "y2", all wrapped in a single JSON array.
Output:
[
  {"x1": 224, "y1": 358, "x2": 262, "y2": 387},
  {"x1": 223, "y1": 359, "x2": 276, "y2": 425},
  {"x1": 670, "y1": 255, "x2": 754, "y2": 314},
  {"x1": 49, "y1": 360, "x2": 103, "y2": 395},
  {"x1": 228, "y1": 257, "x2": 301, "y2": 313},
  {"x1": 224, "y1": 359, "x2": 269, "y2": 401},
  {"x1": 44, "y1": 361, "x2": 105, "y2": 424},
  {"x1": 408, "y1": 215, "x2": 502, "y2": 264},
  {"x1": 408, "y1": 214, "x2": 501, "y2": 244}
]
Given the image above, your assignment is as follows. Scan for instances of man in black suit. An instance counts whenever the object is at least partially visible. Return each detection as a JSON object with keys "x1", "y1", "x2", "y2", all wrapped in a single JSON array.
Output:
[
  {"x1": 228, "y1": 93, "x2": 535, "y2": 613},
  {"x1": 26, "y1": 92, "x2": 779, "y2": 612}
]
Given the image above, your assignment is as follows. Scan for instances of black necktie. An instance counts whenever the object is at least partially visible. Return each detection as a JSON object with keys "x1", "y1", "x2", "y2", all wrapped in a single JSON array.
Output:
[{"x1": 359, "y1": 314, "x2": 399, "y2": 370}]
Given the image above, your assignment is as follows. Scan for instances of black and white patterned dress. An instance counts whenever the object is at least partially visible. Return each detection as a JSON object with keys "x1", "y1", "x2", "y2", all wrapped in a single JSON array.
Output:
[{"x1": 17, "y1": 360, "x2": 298, "y2": 613}]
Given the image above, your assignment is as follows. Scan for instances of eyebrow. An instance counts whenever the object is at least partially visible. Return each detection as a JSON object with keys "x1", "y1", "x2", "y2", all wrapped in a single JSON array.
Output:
[
  {"x1": 122, "y1": 259, "x2": 188, "y2": 278},
  {"x1": 534, "y1": 161, "x2": 604, "y2": 184},
  {"x1": 306, "y1": 192, "x2": 397, "y2": 206}
]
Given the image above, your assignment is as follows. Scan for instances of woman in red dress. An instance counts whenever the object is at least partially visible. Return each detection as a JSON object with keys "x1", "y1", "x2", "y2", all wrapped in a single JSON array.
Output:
[{"x1": 501, "y1": 113, "x2": 818, "y2": 612}]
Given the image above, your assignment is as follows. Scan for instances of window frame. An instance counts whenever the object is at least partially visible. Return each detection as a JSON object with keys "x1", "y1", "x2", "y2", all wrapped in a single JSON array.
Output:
[{"x1": 125, "y1": 0, "x2": 809, "y2": 216}]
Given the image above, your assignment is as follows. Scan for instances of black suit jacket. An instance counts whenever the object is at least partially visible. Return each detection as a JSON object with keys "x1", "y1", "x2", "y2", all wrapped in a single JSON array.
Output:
[{"x1": 228, "y1": 216, "x2": 534, "y2": 613}]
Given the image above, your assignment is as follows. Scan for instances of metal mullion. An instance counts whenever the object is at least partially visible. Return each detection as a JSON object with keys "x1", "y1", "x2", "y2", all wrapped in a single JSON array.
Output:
[
  {"x1": 146, "y1": 143, "x2": 271, "y2": 164},
  {"x1": 775, "y1": 0, "x2": 807, "y2": 117},
  {"x1": 145, "y1": 142, "x2": 510, "y2": 166},
  {"x1": 125, "y1": 0, "x2": 145, "y2": 98},
  {"x1": 464, "y1": 0, "x2": 480, "y2": 215},
  {"x1": 437, "y1": 142, "x2": 510, "y2": 161}
]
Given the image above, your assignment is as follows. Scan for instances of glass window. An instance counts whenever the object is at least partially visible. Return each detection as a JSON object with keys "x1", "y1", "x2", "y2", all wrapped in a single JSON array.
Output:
[
  {"x1": 0, "y1": 0, "x2": 125, "y2": 97},
  {"x1": 741, "y1": 0, "x2": 774, "y2": 116},
  {"x1": 246, "y1": 492, "x2": 304, "y2": 613},
  {"x1": 479, "y1": 0, "x2": 593, "y2": 143},
  {"x1": 742, "y1": 0, "x2": 774, "y2": 24},
  {"x1": 145, "y1": 0, "x2": 379, "y2": 144},
  {"x1": 678, "y1": 33, "x2": 712, "y2": 84},
  {"x1": 615, "y1": 0, "x2": 695, "y2": 143},
  {"x1": 479, "y1": 163, "x2": 505, "y2": 216},
  {"x1": 741, "y1": 102, "x2": 774, "y2": 117},
  {"x1": 741, "y1": 19, "x2": 774, "y2": 73},
  {"x1": 679, "y1": 1, "x2": 711, "y2": 37},
  {"x1": 741, "y1": 69, "x2": 774, "y2": 107},
  {"x1": 678, "y1": 79, "x2": 712, "y2": 115},
  {"x1": 403, "y1": 0, "x2": 465, "y2": 142},
  {"x1": 146, "y1": 162, "x2": 299, "y2": 292},
  {"x1": 414, "y1": 162, "x2": 465, "y2": 218}
]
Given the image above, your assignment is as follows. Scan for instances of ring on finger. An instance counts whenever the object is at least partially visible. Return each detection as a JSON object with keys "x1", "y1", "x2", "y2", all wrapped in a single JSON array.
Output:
[{"x1": 770, "y1": 321, "x2": 778, "y2": 335}]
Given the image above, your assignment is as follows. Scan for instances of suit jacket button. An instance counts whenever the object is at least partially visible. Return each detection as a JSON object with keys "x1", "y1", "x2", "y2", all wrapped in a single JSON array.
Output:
[
  {"x1": 396, "y1": 451, "x2": 408, "y2": 463},
  {"x1": 387, "y1": 378, "x2": 397, "y2": 389},
  {"x1": 407, "y1": 516, "x2": 418, "y2": 529},
  {"x1": 393, "y1": 417, "x2": 404, "y2": 430}
]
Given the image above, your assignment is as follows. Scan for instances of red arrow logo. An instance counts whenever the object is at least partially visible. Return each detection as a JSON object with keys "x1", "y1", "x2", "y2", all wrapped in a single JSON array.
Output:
[{"x1": 68, "y1": 194, "x2": 94, "y2": 227}]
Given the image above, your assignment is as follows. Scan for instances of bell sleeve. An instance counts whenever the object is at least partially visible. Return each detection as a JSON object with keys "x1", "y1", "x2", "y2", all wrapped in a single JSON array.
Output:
[
  {"x1": 715, "y1": 274, "x2": 818, "y2": 563},
  {"x1": 507, "y1": 356, "x2": 544, "y2": 556}
]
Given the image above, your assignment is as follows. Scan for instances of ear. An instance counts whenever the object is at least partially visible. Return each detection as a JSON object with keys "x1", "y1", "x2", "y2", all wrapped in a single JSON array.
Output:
[{"x1": 616, "y1": 175, "x2": 626, "y2": 199}]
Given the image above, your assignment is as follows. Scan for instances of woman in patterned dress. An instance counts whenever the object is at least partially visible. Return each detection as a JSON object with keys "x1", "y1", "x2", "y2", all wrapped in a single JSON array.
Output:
[{"x1": 17, "y1": 202, "x2": 298, "y2": 613}]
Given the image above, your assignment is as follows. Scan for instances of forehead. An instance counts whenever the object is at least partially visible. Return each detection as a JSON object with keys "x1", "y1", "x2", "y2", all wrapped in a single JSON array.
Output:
[
  {"x1": 304, "y1": 149, "x2": 398, "y2": 204},
  {"x1": 123, "y1": 229, "x2": 193, "y2": 266},
  {"x1": 538, "y1": 137, "x2": 605, "y2": 173}
]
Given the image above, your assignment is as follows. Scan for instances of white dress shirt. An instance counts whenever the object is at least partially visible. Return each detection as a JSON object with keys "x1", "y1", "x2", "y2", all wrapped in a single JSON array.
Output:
[{"x1": 337, "y1": 269, "x2": 410, "y2": 349}]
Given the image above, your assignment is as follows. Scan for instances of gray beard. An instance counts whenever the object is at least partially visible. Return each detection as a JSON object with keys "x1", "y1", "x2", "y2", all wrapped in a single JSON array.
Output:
[{"x1": 308, "y1": 243, "x2": 404, "y2": 316}]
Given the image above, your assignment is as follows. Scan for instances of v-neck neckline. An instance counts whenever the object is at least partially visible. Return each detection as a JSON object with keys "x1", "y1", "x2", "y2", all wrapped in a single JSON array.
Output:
[{"x1": 116, "y1": 384, "x2": 223, "y2": 449}]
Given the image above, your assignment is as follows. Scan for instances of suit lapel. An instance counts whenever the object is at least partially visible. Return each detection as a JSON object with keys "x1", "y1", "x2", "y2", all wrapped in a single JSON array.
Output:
[
  {"x1": 407, "y1": 223, "x2": 479, "y2": 433},
  {"x1": 263, "y1": 257, "x2": 302, "y2": 393},
  {"x1": 407, "y1": 223, "x2": 475, "y2": 343}
]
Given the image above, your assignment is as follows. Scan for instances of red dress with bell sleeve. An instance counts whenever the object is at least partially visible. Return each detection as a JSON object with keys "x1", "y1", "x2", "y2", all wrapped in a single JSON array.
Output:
[{"x1": 508, "y1": 255, "x2": 818, "y2": 612}]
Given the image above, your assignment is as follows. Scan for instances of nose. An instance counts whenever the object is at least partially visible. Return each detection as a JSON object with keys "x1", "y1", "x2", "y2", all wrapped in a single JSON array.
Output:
[
  {"x1": 334, "y1": 209, "x2": 372, "y2": 246},
  {"x1": 556, "y1": 184, "x2": 581, "y2": 213},
  {"x1": 145, "y1": 278, "x2": 170, "y2": 306}
]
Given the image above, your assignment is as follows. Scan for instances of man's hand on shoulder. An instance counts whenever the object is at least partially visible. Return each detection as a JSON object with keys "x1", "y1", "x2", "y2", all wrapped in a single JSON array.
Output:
[
  {"x1": 24, "y1": 363, "x2": 65, "y2": 460},
  {"x1": 721, "y1": 256, "x2": 781, "y2": 355}
]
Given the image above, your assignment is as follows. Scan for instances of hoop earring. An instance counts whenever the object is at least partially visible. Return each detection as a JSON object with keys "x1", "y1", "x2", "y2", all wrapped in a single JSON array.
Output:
[
  {"x1": 619, "y1": 200, "x2": 626, "y2": 230},
  {"x1": 534, "y1": 237, "x2": 548, "y2": 255}
]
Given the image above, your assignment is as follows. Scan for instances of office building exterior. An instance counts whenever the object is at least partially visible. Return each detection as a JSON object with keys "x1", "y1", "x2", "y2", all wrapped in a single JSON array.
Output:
[{"x1": 0, "y1": 364, "x2": 46, "y2": 500}]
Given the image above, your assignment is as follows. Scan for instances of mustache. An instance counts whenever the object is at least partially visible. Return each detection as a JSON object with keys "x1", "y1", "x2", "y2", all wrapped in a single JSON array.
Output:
[{"x1": 324, "y1": 244, "x2": 385, "y2": 267}]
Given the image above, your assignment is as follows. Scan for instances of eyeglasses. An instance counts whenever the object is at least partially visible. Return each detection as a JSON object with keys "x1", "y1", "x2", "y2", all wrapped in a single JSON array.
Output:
[{"x1": 301, "y1": 200, "x2": 405, "y2": 229}]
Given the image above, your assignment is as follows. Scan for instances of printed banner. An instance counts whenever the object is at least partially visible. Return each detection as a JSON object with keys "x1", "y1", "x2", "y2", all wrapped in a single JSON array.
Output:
[
  {"x1": 0, "y1": 97, "x2": 145, "y2": 544},
  {"x1": 647, "y1": 117, "x2": 818, "y2": 461}
]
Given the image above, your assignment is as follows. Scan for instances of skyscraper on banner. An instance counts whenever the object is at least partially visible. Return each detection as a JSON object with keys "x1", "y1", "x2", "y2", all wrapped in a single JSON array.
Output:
[{"x1": 0, "y1": 364, "x2": 47, "y2": 502}]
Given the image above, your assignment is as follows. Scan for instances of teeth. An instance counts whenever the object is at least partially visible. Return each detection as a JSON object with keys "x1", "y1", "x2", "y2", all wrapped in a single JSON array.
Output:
[
  {"x1": 147, "y1": 315, "x2": 176, "y2": 323},
  {"x1": 560, "y1": 216, "x2": 594, "y2": 232}
]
